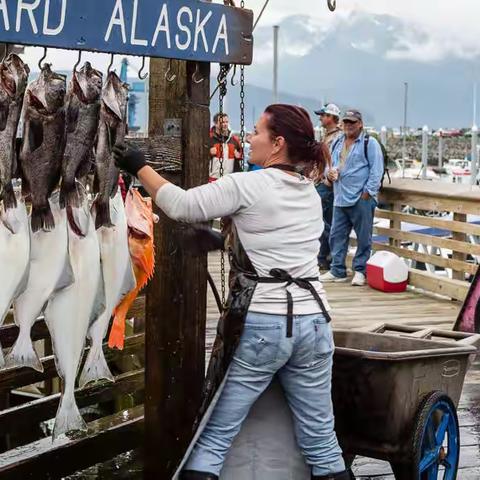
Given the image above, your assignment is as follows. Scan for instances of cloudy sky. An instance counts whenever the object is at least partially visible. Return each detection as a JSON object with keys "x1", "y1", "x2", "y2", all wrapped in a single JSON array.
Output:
[{"x1": 247, "y1": 0, "x2": 480, "y2": 62}]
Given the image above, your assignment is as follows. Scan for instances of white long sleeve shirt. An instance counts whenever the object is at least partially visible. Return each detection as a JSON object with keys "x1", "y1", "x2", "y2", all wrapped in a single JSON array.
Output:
[{"x1": 155, "y1": 169, "x2": 329, "y2": 315}]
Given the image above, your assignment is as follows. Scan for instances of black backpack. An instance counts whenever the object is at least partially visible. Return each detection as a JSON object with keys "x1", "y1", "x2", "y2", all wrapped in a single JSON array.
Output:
[{"x1": 332, "y1": 133, "x2": 391, "y2": 188}]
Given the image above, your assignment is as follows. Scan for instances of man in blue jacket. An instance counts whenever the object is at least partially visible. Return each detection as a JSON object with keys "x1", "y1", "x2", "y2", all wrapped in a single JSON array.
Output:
[{"x1": 319, "y1": 110, "x2": 384, "y2": 286}]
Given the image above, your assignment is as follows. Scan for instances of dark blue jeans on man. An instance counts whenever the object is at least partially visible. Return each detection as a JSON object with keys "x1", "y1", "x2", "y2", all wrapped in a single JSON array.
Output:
[
  {"x1": 329, "y1": 197, "x2": 376, "y2": 278},
  {"x1": 316, "y1": 183, "x2": 334, "y2": 268}
]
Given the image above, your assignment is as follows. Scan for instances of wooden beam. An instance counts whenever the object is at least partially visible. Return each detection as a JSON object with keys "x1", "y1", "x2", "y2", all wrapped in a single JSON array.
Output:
[
  {"x1": 407, "y1": 269, "x2": 469, "y2": 301},
  {"x1": 0, "y1": 334, "x2": 144, "y2": 392},
  {"x1": 375, "y1": 209, "x2": 480, "y2": 236},
  {"x1": 374, "y1": 226, "x2": 480, "y2": 256},
  {"x1": 369, "y1": 242, "x2": 477, "y2": 275},
  {"x1": 0, "y1": 405, "x2": 144, "y2": 480},
  {"x1": 145, "y1": 58, "x2": 209, "y2": 478},
  {"x1": 0, "y1": 369, "x2": 144, "y2": 436},
  {"x1": 452, "y1": 213, "x2": 468, "y2": 281}
]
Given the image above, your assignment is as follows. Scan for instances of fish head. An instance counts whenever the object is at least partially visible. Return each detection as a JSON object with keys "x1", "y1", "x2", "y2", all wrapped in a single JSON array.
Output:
[
  {"x1": 28, "y1": 64, "x2": 66, "y2": 114},
  {"x1": 73, "y1": 61, "x2": 103, "y2": 104},
  {"x1": 0, "y1": 53, "x2": 29, "y2": 99},
  {"x1": 102, "y1": 71, "x2": 129, "y2": 122}
]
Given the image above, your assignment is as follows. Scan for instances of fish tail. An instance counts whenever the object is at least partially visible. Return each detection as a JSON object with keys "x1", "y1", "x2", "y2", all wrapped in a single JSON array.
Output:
[
  {"x1": 59, "y1": 180, "x2": 80, "y2": 209},
  {"x1": 2, "y1": 181, "x2": 17, "y2": 210},
  {"x1": 78, "y1": 344, "x2": 114, "y2": 388},
  {"x1": 53, "y1": 392, "x2": 87, "y2": 440},
  {"x1": 31, "y1": 204, "x2": 55, "y2": 233},
  {"x1": 108, "y1": 310, "x2": 127, "y2": 350},
  {"x1": 5, "y1": 333, "x2": 44, "y2": 372},
  {"x1": 94, "y1": 198, "x2": 113, "y2": 230}
]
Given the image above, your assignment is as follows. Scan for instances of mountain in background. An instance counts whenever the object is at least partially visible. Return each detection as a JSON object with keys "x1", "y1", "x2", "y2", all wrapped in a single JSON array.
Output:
[{"x1": 221, "y1": 11, "x2": 478, "y2": 131}]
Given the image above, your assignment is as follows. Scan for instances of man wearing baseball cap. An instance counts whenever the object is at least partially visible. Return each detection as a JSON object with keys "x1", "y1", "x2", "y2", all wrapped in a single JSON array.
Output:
[
  {"x1": 320, "y1": 109, "x2": 384, "y2": 286},
  {"x1": 314, "y1": 103, "x2": 343, "y2": 271}
]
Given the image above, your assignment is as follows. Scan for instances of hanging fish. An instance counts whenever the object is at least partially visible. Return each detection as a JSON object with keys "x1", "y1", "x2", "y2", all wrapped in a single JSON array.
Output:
[
  {"x1": 59, "y1": 62, "x2": 102, "y2": 208},
  {"x1": 79, "y1": 189, "x2": 136, "y2": 387},
  {"x1": 0, "y1": 54, "x2": 29, "y2": 217},
  {"x1": 6, "y1": 193, "x2": 73, "y2": 372},
  {"x1": 44, "y1": 194, "x2": 105, "y2": 439},
  {"x1": 19, "y1": 64, "x2": 66, "y2": 232},
  {"x1": 108, "y1": 189, "x2": 155, "y2": 350},
  {"x1": 93, "y1": 71, "x2": 128, "y2": 229},
  {"x1": 0, "y1": 198, "x2": 30, "y2": 368}
]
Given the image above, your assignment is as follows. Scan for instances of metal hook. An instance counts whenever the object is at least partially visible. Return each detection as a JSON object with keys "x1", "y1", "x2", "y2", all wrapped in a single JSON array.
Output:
[
  {"x1": 38, "y1": 47, "x2": 48, "y2": 70},
  {"x1": 327, "y1": 0, "x2": 336, "y2": 11},
  {"x1": 1, "y1": 44, "x2": 9, "y2": 63},
  {"x1": 138, "y1": 56, "x2": 148, "y2": 80},
  {"x1": 230, "y1": 65, "x2": 238, "y2": 86},
  {"x1": 107, "y1": 53, "x2": 114, "y2": 74},
  {"x1": 192, "y1": 62, "x2": 204, "y2": 84},
  {"x1": 73, "y1": 50, "x2": 82, "y2": 73},
  {"x1": 165, "y1": 59, "x2": 176, "y2": 83}
]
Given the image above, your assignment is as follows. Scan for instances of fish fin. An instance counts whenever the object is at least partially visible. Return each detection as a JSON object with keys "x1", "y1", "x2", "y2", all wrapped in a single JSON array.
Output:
[
  {"x1": 5, "y1": 334, "x2": 43, "y2": 372},
  {"x1": 0, "y1": 348, "x2": 4, "y2": 369},
  {"x1": 78, "y1": 345, "x2": 114, "y2": 388},
  {"x1": 108, "y1": 312, "x2": 126, "y2": 350},
  {"x1": 31, "y1": 203, "x2": 55, "y2": 233},
  {"x1": 59, "y1": 180, "x2": 80, "y2": 209},
  {"x1": 93, "y1": 198, "x2": 113, "y2": 229},
  {"x1": 2, "y1": 181, "x2": 17, "y2": 210},
  {"x1": 53, "y1": 393, "x2": 87, "y2": 440}
]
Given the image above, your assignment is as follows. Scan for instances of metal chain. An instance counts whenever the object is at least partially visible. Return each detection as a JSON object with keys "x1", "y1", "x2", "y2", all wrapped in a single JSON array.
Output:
[
  {"x1": 217, "y1": 64, "x2": 229, "y2": 308},
  {"x1": 239, "y1": 0, "x2": 246, "y2": 171}
]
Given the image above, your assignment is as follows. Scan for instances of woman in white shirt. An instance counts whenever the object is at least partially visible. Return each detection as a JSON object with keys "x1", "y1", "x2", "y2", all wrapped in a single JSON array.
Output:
[{"x1": 114, "y1": 104, "x2": 353, "y2": 480}]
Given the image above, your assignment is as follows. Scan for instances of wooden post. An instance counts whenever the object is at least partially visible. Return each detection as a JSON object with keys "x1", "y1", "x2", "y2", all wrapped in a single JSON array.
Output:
[
  {"x1": 144, "y1": 58, "x2": 210, "y2": 479},
  {"x1": 452, "y1": 212, "x2": 467, "y2": 281}
]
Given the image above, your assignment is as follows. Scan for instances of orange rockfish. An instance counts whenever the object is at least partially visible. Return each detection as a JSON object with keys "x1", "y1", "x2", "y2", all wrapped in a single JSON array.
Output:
[{"x1": 108, "y1": 188, "x2": 155, "y2": 349}]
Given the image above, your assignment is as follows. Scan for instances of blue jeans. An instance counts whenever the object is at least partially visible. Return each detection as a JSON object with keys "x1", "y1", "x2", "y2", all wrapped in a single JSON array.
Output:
[
  {"x1": 185, "y1": 312, "x2": 345, "y2": 476},
  {"x1": 330, "y1": 197, "x2": 376, "y2": 278},
  {"x1": 316, "y1": 183, "x2": 334, "y2": 265}
]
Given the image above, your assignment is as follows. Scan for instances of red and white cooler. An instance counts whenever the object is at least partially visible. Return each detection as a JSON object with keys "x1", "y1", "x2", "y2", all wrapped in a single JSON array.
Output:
[{"x1": 366, "y1": 251, "x2": 409, "y2": 293}]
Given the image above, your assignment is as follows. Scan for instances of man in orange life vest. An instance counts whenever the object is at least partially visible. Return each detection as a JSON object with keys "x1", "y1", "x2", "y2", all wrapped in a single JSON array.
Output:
[{"x1": 209, "y1": 113, "x2": 243, "y2": 182}]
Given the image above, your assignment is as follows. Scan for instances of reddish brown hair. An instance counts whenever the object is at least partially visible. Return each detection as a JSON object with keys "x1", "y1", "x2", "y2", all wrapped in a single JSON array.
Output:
[{"x1": 264, "y1": 104, "x2": 330, "y2": 177}]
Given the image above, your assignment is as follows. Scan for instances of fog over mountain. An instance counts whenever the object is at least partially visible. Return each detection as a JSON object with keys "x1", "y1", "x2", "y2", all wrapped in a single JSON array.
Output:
[{"x1": 222, "y1": 11, "x2": 478, "y2": 131}]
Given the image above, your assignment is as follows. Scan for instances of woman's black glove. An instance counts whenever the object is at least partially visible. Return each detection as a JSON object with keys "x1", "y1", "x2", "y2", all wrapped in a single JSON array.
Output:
[
  {"x1": 113, "y1": 143, "x2": 147, "y2": 177},
  {"x1": 181, "y1": 225, "x2": 225, "y2": 256}
]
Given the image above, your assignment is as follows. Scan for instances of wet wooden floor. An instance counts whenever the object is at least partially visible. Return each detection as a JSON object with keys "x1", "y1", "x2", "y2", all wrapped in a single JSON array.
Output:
[{"x1": 206, "y1": 253, "x2": 480, "y2": 479}]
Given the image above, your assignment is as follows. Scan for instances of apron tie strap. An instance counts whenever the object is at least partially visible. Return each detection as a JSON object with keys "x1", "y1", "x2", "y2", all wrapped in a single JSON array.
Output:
[{"x1": 255, "y1": 268, "x2": 331, "y2": 338}]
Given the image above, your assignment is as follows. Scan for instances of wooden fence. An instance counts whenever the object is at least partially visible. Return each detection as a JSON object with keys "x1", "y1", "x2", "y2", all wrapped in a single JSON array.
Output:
[
  {"x1": 0, "y1": 297, "x2": 145, "y2": 479},
  {"x1": 367, "y1": 179, "x2": 480, "y2": 301}
]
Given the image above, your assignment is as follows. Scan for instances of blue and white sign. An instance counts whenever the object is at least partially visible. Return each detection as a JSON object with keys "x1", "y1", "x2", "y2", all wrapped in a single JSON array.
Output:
[{"x1": 0, "y1": 0, "x2": 254, "y2": 64}]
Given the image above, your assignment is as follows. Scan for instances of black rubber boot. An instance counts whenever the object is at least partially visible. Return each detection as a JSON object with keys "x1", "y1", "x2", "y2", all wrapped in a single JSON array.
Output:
[
  {"x1": 311, "y1": 469, "x2": 355, "y2": 480},
  {"x1": 180, "y1": 470, "x2": 219, "y2": 480}
]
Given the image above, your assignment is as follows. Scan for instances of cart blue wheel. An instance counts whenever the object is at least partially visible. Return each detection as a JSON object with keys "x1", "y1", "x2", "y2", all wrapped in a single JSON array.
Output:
[{"x1": 413, "y1": 391, "x2": 460, "y2": 480}]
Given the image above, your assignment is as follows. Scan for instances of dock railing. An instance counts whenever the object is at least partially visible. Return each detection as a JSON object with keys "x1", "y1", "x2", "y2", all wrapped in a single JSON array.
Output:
[{"x1": 361, "y1": 179, "x2": 480, "y2": 301}]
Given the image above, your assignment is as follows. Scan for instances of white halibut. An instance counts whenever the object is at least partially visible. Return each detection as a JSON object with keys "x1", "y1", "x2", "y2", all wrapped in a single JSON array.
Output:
[
  {"x1": 0, "y1": 199, "x2": 30, "y2": 367},
  {"x1": 44, "y1": 196, "x2": 105, "y2": 440},
  {"x1": 6, "y1": 194, "x2": 73, "y2": 372},
  {"x1": 79, "y1": 190, "x2": 135, "y2": 387}
]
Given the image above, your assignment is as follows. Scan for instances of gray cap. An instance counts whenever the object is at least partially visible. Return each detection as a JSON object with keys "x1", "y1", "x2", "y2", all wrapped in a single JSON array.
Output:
[{"x1": 342, "y1": 109, "x2": 363, "y2": 122}]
